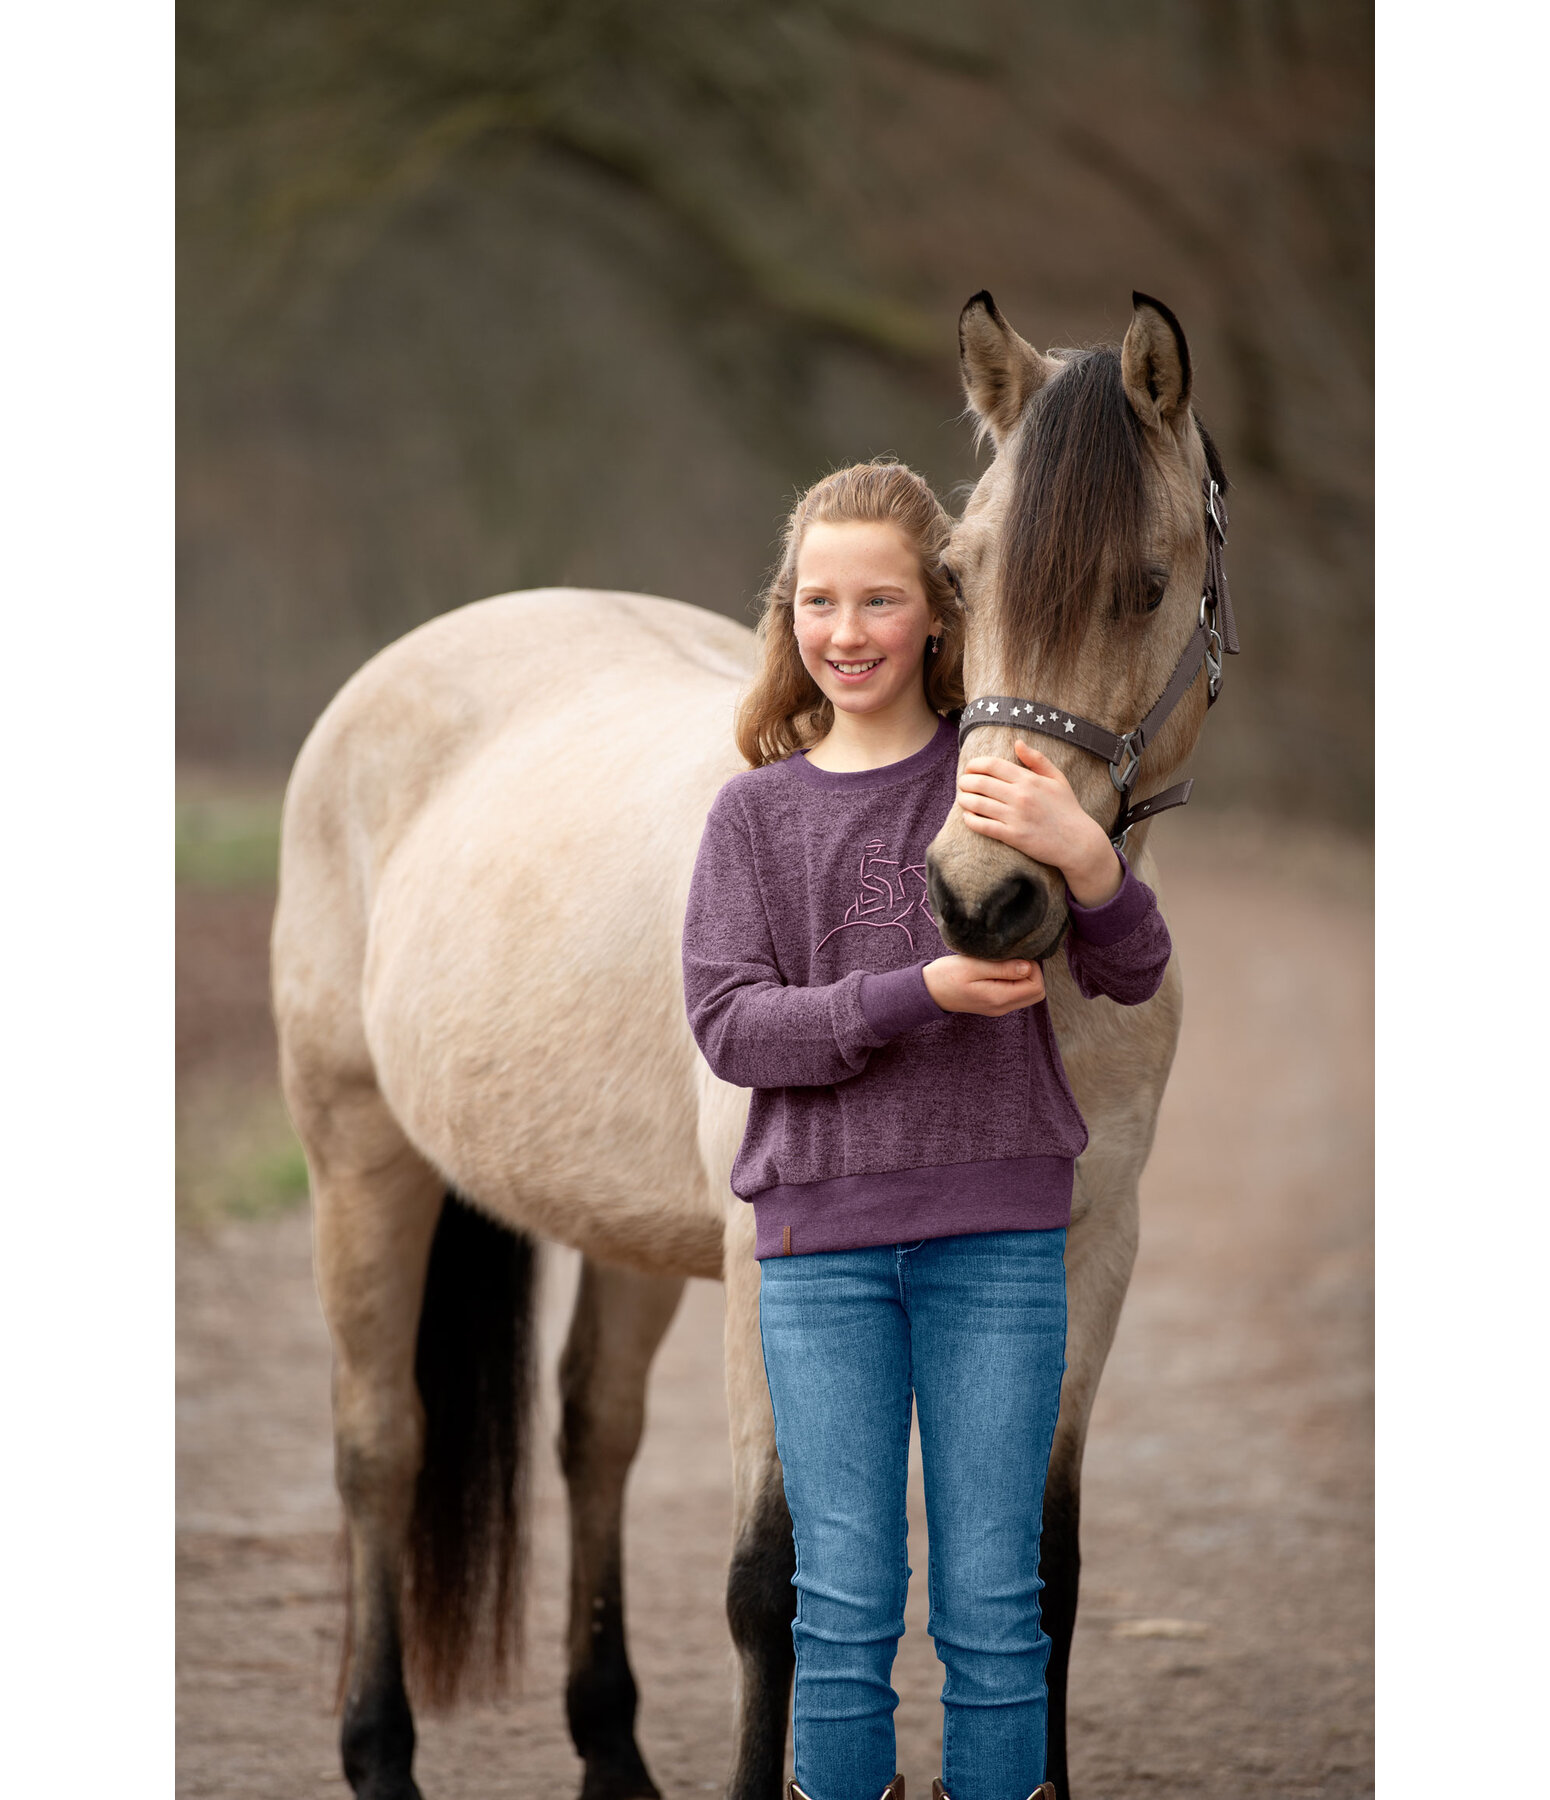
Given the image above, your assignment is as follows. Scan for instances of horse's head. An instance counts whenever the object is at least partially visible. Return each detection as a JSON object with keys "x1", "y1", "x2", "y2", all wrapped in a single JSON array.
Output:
[{"x1": 927, "y1": 290, "x2": 1229, "y2": 961}]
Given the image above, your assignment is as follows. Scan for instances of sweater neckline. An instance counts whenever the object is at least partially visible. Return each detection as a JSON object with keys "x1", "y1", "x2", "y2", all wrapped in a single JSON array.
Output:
[{"x1": 783, "y1": 713, "x2": 958, "y2": 792}]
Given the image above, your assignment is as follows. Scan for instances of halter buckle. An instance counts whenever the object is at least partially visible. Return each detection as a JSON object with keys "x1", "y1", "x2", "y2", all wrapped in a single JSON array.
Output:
[{"x1": 1109, "y1": 733, "x2": 1141, "y2": 793}]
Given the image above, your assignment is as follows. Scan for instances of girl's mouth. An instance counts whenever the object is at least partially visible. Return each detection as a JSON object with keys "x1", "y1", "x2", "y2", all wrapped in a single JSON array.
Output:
[{"x1": 828, "y1": 658, "x2": 883, "y2": 680}]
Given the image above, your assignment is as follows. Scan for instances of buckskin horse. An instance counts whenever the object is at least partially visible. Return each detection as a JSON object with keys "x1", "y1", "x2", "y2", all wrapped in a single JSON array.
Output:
[{"x1": 271, "y1": 290, "x2": 1234, "y2": 1800}]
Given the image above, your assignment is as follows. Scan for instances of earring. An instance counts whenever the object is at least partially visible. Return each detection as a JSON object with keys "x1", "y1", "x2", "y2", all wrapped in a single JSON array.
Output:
[{"x1": 929, "y1": 635, "x2": 940, "y2": 655}]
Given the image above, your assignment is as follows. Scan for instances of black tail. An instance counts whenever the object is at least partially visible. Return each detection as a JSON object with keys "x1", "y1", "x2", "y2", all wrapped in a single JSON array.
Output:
[{"x1": 404, "y1": 1193, "x2": 538, "y2": 1709}]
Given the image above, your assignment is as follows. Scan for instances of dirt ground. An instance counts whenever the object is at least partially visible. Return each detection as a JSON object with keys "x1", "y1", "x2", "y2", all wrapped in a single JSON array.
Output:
[{"x1": 176, "y1": 812, "x2": 1373, "y2": 1799}]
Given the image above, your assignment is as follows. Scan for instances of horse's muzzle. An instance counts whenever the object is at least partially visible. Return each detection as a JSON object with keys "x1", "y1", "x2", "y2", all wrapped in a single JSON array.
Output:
[{"x1": 928, "y1": 860, "x2": 1065, "y2": 962}]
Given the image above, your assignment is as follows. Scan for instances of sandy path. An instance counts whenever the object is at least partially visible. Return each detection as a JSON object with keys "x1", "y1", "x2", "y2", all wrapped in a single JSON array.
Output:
[{"x1": 176, "y1": 817, "x2": 1372, "y2": 1798}]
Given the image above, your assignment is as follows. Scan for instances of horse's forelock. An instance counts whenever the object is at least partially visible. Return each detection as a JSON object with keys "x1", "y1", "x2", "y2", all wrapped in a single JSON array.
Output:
[{"x1": 997, "y1": 347, "x2": 1152, "y2": 675}]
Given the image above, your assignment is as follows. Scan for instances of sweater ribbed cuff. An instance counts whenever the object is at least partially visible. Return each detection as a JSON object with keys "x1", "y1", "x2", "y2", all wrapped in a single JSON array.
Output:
[
  {"x1": 858, "y1": 963, "x2": 944, "y2": 1041},
  {"x1": 1066, "y1": 853, "x2": 1154, "y2": 947}
]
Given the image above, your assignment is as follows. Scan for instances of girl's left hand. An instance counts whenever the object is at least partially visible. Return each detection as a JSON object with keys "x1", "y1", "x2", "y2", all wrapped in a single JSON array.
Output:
[{"x1": 958, "y1": 740, "x2": 1123, "y2": 907}]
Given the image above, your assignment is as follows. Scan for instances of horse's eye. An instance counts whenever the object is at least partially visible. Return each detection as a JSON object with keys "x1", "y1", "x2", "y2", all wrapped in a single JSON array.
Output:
[{"x1": 1143, "y1": 570, "x2": 1169, "y2": 612}]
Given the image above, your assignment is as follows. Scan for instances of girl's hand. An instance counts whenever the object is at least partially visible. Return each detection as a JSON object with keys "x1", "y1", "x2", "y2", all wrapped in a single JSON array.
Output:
[
  {"x1": 924, "y1": 954, "x2": 1046, "y2": 1016},
  {"x1": 957, "y1": 740, "x2": 1123, "y2": 907}
]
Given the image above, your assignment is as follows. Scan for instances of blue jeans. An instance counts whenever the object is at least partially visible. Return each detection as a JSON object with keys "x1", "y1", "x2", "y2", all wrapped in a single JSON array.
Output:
[{"x1": 759, "y1": 1230, "x2": 1068, "y2": 1800}]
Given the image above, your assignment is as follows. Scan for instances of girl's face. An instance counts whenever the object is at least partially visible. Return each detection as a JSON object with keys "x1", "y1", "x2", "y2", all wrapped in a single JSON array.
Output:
[{"x1": 791, "y1": 520, "x2": 939, "y2": 720}]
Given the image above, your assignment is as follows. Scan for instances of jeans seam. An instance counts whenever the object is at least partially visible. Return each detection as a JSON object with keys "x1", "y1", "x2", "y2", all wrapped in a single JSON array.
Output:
[
  {"x1": 899, "y1": 1276, "x2": 913, "y2": 1683},
  {"x1": 758, "y1": 1279, "x2": 806, "y2": 1697}
]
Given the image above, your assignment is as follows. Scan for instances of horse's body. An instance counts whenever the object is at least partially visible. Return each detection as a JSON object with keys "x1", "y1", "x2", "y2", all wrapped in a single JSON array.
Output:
[{"x1": 273, "y1": 294, "x2": 1224, "y2": 1800}]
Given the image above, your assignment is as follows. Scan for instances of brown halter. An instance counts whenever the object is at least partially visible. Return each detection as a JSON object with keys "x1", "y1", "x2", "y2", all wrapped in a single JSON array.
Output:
[{"x1": 956, "y1": 478, "x2": 1239, "y2": 850}]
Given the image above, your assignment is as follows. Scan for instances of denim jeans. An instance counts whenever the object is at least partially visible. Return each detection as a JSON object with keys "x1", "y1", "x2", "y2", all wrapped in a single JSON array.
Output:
[{"x1": 759, "y1": 1229, "x2": 1067, "y2": 1800}]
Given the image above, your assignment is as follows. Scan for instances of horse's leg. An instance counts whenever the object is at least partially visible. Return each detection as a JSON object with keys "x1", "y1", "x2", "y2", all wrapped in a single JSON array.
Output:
[
  {"x1": 308, "y1": 1093, "x2": 445, "y2": 1800},
  {"x1": 1041, "y1": 1171, "x2": 1141, "y2": 1800},
  {"x1": 722, "y1": 1205, "x2": 797, "y2": 1800},
  {"x1": 558, "y1": 1257, "x2": 687, "y2": 1800}
]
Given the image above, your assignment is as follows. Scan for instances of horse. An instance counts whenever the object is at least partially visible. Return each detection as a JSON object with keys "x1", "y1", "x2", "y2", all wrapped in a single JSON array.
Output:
[{"x1": 270, "y1": 289, "x2": 1229, "y2": 1800}]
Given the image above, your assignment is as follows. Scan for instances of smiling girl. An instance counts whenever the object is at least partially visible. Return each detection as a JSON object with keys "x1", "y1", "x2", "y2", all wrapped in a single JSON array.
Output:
[{"x1": 681, "y1": 461, "x2": 1172, "y2": 1800}]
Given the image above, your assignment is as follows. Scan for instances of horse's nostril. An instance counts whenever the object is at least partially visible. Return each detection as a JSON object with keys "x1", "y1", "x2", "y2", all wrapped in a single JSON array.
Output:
[{"x1": 984, "y1": 874, "x2": 1045, "y2": 948}]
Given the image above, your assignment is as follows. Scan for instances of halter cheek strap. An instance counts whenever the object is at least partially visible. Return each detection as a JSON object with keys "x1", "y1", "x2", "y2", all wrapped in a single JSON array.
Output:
[{"x1": 958, "y1": 477, "x2": 1238, "y2": 850}]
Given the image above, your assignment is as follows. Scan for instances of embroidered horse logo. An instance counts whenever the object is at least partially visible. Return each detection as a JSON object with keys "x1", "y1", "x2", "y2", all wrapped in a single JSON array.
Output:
[{"x1": 815, "y1": 838, "x2": 936, "y2": 953}]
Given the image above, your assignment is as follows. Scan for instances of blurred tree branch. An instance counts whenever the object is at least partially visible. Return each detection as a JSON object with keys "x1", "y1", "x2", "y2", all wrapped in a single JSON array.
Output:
[{"x1": 181, "y1": 0, "x2": 940, "y2": 360}]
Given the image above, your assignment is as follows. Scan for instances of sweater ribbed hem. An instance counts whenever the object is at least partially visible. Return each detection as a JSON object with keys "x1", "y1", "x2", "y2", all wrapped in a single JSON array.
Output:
[
  {"x1": 750, "y1": 1155, "x2": 1074, "y2": 1259},
  {"x1": 1065, "y1": 852, "x2": 1153, "y2": 946},
  {"x1": 858, "y1": 962, "x2": 944, "y2": 1039}
]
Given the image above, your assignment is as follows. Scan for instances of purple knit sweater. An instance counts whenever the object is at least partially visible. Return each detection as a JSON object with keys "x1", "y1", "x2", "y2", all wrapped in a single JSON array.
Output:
[{"x1": 681, "y1": 715, "x2": 1171, "y2": 1258}]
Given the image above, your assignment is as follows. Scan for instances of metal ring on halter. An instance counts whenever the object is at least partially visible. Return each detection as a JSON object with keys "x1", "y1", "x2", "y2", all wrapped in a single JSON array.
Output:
[
  {"x1": 1207, "y1": 479, "x2": 1227, "y2": 542},
  {"x1": 1205, "y1": 627, "x2": 1223, "y2": 699},
  {"x1": 1109, "y1": 733, "x2": 1141, "y2": 793},
  {"x1": 1198, "y1": 591, "x2": 1215, "y2": 629}
]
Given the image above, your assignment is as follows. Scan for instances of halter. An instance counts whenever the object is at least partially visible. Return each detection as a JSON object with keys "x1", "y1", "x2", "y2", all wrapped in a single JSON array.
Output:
[{"x1": 956, "y1": 478, "x2": 1239, "y2": 851}]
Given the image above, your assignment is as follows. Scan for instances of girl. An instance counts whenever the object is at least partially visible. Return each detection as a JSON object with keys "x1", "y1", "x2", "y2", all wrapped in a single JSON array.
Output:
[{"x1": 681, "y1": 462, "x2": 1172, "y2": 1800}]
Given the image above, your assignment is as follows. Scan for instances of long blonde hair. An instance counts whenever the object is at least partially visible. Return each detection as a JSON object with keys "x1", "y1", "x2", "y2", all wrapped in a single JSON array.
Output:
[{"x1": 734, "y1": 460, "x2": 965, "y2": 767}]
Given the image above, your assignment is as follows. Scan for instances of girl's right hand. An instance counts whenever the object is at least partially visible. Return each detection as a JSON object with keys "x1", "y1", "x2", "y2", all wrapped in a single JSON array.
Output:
[{"x1": 923, "y1": 954, "x2": 1046, "y2": 1016}]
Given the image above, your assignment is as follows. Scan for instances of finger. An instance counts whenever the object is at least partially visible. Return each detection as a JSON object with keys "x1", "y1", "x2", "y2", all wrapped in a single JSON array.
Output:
[
  {"x1": 980, "y1": 978, "x2": 1043, "y2": 1000},
  {"x1": 1013, "y1": 741, "x2": 1059, "y2": 774},
  {"x1": 957, "y1": 772, "x2": 1013, "y2": 797},
  {"x1": 985, "y1": 972, "x2": 1044, "y2": 993},
  {"x1": 961, "y1": 957, "x2": 1034, "y2": 980},
  {"x1": 957, "y1": 792, "x2": 1009, "y2": 818},
  {"x1": 963, "y1": 756, "x2": 1023, "y2": 780},
  {"x1": 979, "y1": 984, "x2": 1044, "y2": 1014},
  {"x1": 961, "y1": 957, "x2": 1040, "y2": 980}
]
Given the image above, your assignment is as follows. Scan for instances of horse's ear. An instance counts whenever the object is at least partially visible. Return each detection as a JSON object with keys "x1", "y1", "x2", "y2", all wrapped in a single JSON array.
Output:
[
  {"x1": 958, "y1": 292, "x2": 1057, "y2": 446},
  {"x1": 1121, "y1": 292, "x2": 1192, "y2": 431}
]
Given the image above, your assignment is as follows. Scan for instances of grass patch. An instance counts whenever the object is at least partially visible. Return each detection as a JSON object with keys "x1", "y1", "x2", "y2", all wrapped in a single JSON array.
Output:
[
  {"x1": 176, "y1": 794, "x2": 284, "y2": 889},
  {"x1": 177, "y1": 1078, "x2": 310, "y2": 1227}
]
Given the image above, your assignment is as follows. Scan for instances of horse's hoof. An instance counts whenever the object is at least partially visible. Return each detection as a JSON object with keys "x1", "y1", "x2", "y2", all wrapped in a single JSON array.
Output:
[
  {"x1": 578, "y1": 1758, "x2": 660, "y2": 1800},
  {"x1": 351, "y1": 1775, "x2": 425, "y2": 1800}
]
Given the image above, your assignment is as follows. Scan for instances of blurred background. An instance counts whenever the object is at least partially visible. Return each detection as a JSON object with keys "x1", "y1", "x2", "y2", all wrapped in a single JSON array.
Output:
[
  {"x1": 177, "y1": 0, "x2": 1371, "y2": 1216},
  {"x1": 179, "y1": 0, "x2": 1370, "y2": 811},
  {"x1": 177, "y1": 5, "x2": 1372, "y2": 1793}
]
